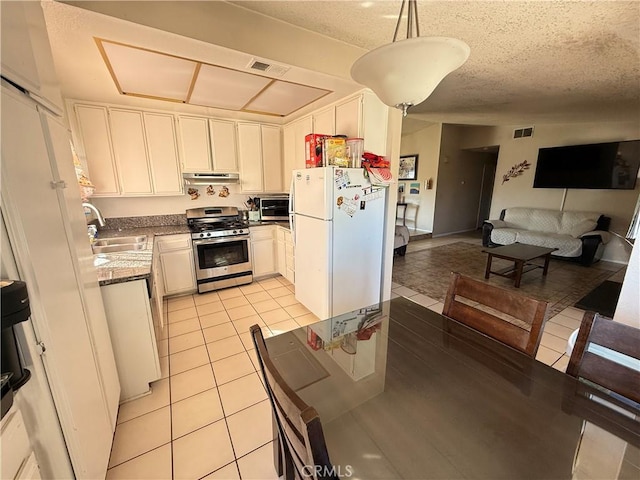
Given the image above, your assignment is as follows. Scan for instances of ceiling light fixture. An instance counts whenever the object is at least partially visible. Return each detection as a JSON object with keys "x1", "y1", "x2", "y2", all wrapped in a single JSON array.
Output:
[{"x1": 350, "y1": 0, "x2": 470, "y2": 117}]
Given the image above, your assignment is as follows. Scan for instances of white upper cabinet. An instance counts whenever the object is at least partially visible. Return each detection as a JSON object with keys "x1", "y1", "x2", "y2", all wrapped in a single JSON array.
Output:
[
  {"x1": 335, "y1": 96, "x2": 361, "y2": 138},
  {"x1": 237, "y1": 123, "x2": 284, "y2": 193},
  {"x1": 209, "y1": 119, "x2": 238, "y2": 172},
  {"x1": 262, "y1": 125, "x2": 283, "y2": 193},
  {"x1": 74, "y1": 104, "x2": 119, "y2": 196},
  {"x1": 109, "y1": 109, "x2": 153, "y2": 195},
  {"x1": 313, "y1": 107, "x2": 335, "y2": 136},
  {"x1": 237, "y1": 123, "x2": 263, "y2": 192},
  {"x1": 143, "y1": 113, "x2": 182, "y2": 195},
  {"x1": 72, "y1": 102, "x2": 182, "y2": 196},
  {"x1": 0, "y1": 1, "x2": 63, "y2": 113},
  {"x1": 283, "y1": 115, "x2": 312, "y2": 189},
  {"x1": 177, "y1": 116, "x2": 212, "y2": 172}
]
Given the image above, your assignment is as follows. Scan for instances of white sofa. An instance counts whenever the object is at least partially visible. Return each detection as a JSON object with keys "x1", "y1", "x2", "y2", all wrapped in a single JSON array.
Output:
[{"x1": 482, "y1": 207, "x2": 611, "y2": 265}]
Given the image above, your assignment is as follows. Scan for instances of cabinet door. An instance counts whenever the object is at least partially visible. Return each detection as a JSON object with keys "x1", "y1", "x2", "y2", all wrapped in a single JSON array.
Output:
[
  {"x1": 237, "y1": 123, "x2": 263, "y2": 192},
  {"x1": 109, "y1": 109, "x2": 153, "y2": 195},
  {"x1": 209, "y1": 119, "x2": 238, "y2": 172},
  {"x1": 144, "y1": 113, "x2": 182, "y2": 195},
  {"x1": 262, "y1": 125, "x2": 283, "y2": 193},
  {"x1": 283, "y1": 116, "x2": 312, "y2": 190},
  {"x1": 313, "y1": 107, "x2": 335, "y2": 135},
  {"x1": 74, "y1": 104, "x2": 119, "y2": 195},
  {"x1": 361, "y1": 91, "x2": 389, "y2": 156},
  {"x1": 160, "y1": 249, "x2": 197, "y2": 295},
  {"x1": 252, "y1": 239, "x2": 276, "y2": 277},
  {"x1": 178, "y1": 116, "x2": 211, "y2": 172},
  {"x1": 335, "y1": 96, "x2": 362, "y2": 138}
]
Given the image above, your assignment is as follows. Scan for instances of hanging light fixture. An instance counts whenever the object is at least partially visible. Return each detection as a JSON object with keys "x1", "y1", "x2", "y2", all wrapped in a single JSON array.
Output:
[{"x1": 351, "y1": 0, "x2": 470, "y2": 116}]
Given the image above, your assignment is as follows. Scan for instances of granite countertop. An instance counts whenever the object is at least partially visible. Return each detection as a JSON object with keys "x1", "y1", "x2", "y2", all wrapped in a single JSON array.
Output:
[
  {"x1": 248, "y1": 221, "x2": 290, "y2": 229},
  {"x1": 94, "y1": 225, "x2": 191, "y2": 286}
]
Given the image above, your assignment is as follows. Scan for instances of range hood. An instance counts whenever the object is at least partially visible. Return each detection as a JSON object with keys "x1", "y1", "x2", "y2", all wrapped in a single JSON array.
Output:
[{"x1": 183, "y1": 173, "x2": 239, "y2": 185}]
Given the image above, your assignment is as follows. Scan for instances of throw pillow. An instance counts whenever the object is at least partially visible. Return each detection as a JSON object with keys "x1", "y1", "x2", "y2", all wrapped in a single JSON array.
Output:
[{"x1": 569, "y1": 219, "x2": 597, "y2": 238}]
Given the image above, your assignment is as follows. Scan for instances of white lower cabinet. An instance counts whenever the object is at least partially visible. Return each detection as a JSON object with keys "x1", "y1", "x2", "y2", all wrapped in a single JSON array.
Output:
[
  {"x1": 100, "y1": 279, "x2": 161, "y2": 402},
  {"x1": 250, "y1": 225, "x2": 277, "y2": 278},
  {"x1": 277, "y1": 226, "x2": 295, "y2": 283},
  {"x1": 157, "y1": 234, "x2": 197, "y2": 296}
]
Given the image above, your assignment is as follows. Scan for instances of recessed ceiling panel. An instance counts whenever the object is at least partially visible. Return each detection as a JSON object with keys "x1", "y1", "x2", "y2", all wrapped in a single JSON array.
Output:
[
  {"x1": 246, "y1": 81, "x2": 329, "y2": 116},
  {"x1": 190, "y1": 64, "x2": 272, "y2": 110},
  {"x1": 100, "y1": 40, "x2": 196, "y2": 101}
]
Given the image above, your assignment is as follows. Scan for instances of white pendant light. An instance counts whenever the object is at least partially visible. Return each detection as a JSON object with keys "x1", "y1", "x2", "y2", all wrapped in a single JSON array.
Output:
[{"x1": 351, "y1": 0, "x2": 470, "y2": 116}]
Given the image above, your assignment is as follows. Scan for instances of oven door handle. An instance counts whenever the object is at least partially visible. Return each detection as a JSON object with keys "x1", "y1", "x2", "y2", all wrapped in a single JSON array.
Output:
[{"x1": 192, "y1": 237, "x2": 246, "y2": 246}]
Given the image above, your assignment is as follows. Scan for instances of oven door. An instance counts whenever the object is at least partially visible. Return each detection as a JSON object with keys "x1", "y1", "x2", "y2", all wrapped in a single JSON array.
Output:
[{"x1": 192, "y1": 236, "x2": 252, "y2": 282}]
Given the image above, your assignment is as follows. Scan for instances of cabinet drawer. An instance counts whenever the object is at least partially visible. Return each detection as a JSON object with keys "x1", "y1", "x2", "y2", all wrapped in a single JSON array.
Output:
[
  {"x1": 285, "y1": 244, "x2": 294, "y2": 258},
  {"x1": 250, "y1": 226, "x2": 275, "y2": 240},
  {"x1": 156, "y1": 234, "x2": 191, "y2": 252}
]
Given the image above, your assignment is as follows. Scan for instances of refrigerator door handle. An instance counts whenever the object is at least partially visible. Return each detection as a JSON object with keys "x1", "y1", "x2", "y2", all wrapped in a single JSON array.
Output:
[{"x1": 289, "y1": 173, "x2": 295, "y2": 246}]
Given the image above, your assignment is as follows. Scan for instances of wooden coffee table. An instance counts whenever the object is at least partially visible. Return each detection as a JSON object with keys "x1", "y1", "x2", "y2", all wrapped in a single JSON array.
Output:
[{"x1": 482, "y1": 243, "x2": 557, "y2": 288}]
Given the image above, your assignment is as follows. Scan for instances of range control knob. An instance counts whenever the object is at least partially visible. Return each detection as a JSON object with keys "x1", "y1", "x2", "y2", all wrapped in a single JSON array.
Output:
[
  {"x1": 233, "y1": 230, "x2": 238, "y2": 234},
  {"x1": 239, "y1": 229, "x2": 244, "y2": 234},
  {"x1": 199, "y1": 233, "x2": 204, "y2": 238}
]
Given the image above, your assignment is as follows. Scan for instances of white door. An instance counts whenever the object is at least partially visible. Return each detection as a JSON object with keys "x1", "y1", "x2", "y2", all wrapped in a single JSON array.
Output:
[
  {"x1": 109, "y1": 109, "x2": 153, "y2": 194},
  {"x1": 2, "y1": 85, "x2": 114, "y2": 479},
  {"x1": 161, "y1": 249, "x2": 197, "y2": 295},
  {"x1": 292, "y1": 167, "x2": 333, "y2": 220},
  {"x1": 261, "y1": 125, "x2": 283, "y2": 193},
  {"x1": 209, "y1": 119, "x2": 237, "y2": 172},
  {"x1": 178, "y1": 116, "x2": 212, "y2": 172},
  {"x1": 293, "y1": 214, "x2": 332, "y2": 320}
]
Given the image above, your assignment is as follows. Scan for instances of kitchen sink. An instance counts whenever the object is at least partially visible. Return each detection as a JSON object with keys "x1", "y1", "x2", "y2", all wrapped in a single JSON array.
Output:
[
  {"x1": 91, "y1": 235, "x2": 147, "y2": 254},
  {"x1": 93, "y1": 235, "x2": 147, "y2": 246}
]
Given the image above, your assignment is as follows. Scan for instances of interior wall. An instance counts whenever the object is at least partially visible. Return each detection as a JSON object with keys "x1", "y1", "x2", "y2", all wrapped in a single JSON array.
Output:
[
  {"x1": 613, "y1": 240, "x2": 639, "y2": 327},
  {"x1": 432, "y1": 125, "x2": 487, "y2": 236},
  {"x1": 399, "y1": 123, "x2": 442, "y2": 232},
  {"x1": 458, "y1": 122, "x2": 640, "y2": 263}
]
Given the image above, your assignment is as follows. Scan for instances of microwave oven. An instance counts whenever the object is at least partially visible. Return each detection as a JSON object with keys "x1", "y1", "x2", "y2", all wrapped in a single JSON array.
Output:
[{"x1": 259, "y1": 196, "x2": 290, "y2": 221}]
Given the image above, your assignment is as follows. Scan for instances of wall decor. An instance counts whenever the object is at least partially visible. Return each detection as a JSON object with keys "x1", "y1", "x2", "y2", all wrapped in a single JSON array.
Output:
[
  {"x1": 502, "y1": 160, "x2": 531, "y2": 184},
  {"x1": 399, "y1": 154, "x2": 419, "y2": 180},
  {"x1": 410, "y1": 182, "x2": 421, "y2": 194},
  {"x1": 187, "y1": 187, "x2": 200, "y2": 200}
]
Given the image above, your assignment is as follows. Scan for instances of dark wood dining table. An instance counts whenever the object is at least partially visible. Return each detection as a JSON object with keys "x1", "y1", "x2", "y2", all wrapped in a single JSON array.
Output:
[{"x1": 265, "y1": 296, "x2": 640, "y2": 479}]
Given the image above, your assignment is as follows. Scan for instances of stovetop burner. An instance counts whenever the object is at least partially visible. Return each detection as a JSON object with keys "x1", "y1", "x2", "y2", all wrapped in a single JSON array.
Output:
[{"x1": 186, "y1": 206, "x2": 249, "y2": 239}]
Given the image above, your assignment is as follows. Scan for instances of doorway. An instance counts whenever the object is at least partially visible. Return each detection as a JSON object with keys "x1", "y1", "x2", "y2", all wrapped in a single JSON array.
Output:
[{"x1": 467, "y1": 147, "x2": 499, "y2": 229}]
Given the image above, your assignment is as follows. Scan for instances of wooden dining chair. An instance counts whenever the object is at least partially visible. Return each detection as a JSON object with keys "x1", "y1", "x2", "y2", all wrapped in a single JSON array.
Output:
[
  {"x1": 251, "y1": 325, "x2": 337, "y2": 480},
  {"x1": 566, "y1": 311, "x2": 640, "y2": 404},
  {"x1": 442, "y1": 272, "x2": 549, "y2": 357}
]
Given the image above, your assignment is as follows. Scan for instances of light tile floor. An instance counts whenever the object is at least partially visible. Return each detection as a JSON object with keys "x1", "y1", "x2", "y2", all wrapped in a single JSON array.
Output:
[
  {"x1": 106, "y1": 275, "x2": 318, "y2": 480},
  {"x1": 107, "y1": 232, "x2": 621, "y2": 478}
]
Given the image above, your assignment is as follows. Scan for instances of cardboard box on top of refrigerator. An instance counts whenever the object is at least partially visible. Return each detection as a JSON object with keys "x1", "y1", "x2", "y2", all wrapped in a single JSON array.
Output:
[{"x1": 305, "y1": 134, "x2": 330, "y2": 168}]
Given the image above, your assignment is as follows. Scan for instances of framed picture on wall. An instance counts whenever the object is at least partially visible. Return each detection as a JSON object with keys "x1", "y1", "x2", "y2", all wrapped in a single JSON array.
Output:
[{"x1": 399, "y1": 155, "x2": 419, "y2": 180}]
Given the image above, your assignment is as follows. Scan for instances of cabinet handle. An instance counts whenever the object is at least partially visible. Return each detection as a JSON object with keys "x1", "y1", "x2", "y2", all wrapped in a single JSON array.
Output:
[
  {"x1": 50, "y1": 180, "x2": 67, "y2": 189},
  {"x1": 35, "y1": 341, "x2": 46, "y2": 355}
]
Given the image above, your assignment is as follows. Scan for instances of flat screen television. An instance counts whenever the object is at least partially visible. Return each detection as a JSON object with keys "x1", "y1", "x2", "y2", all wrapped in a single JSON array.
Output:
[{"x1": 533, "y1": 140, "x2": 640, "y2": 189}]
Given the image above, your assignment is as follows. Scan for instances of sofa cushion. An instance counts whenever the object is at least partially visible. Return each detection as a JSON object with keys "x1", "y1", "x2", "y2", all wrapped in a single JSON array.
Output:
[
  {"x1": 515, "y1": 230, "x2": 583, "y2": 257},
  {"x1": 567, "y1": 219, "x2": 598, "y2": 238},
  {"x1": 557, "y1": 210, "x2": 601, "y2": 235},
  {"x1": 490, "y1": 228, "x2": 519, "y2": 245},
  {"x1": 503, "y1": 208, "x2": 561, "y2": 233}
]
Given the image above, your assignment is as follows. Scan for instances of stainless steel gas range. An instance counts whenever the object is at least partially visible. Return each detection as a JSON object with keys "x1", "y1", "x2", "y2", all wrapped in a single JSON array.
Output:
[{"x1": 186, "y1": 206, "x2": 252, "y2": 293}]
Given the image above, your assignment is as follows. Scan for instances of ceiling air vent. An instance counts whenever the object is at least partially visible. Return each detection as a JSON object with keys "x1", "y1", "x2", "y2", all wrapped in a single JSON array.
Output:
[
  {"x1": 513, "y1": 127, "x2": 534, "y2": 139},
  {"x1": 247, "y1": 59, "x2": 290, "y2": 77},
  {"x1": 249, "y1": 60, "x2": 270, "y2": 72}
]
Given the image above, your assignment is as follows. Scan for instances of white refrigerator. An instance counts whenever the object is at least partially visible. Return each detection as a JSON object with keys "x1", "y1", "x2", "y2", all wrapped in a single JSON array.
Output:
[{"x1": 291, "y1": 166, "x2": 387, "y2": 320}]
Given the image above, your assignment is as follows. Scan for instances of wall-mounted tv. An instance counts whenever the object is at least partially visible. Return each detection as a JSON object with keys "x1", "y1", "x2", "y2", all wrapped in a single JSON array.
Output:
[{"x1": 533, "y1": 140, "x2": 640, "y2": 189}]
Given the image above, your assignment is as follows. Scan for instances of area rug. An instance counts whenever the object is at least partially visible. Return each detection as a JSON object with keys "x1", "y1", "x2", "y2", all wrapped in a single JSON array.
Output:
[
  {"x1": 574, "y1": 280, "x2": 623, "y2": 318},
  {"x1": 392, "y1": 241, "x2": 621, "y2": 318}
]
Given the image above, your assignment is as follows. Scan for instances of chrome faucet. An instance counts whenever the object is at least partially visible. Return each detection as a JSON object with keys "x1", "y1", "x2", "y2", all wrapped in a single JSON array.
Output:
[{"x1": 82, "y1": 202, "x2": 106, "y2": 227}]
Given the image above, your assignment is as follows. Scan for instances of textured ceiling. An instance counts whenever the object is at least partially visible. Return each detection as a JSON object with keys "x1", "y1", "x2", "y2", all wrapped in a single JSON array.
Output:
[
  {"x1": 48, "y1": 0, "x2": 640, "y2": 126},
  {"x1": 230, "y1": 0, "x2": 640, "y2": 125}
]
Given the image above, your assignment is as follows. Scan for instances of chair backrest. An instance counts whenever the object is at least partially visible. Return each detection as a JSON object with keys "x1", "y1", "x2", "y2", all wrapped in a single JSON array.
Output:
[
  {"x1": 442, "y1": 272, "x2": 549, "y2": 357},
  {"x1": 251, "y1": 325, "x2": 336, "y2": 480},
  {"x1": 566, "y1": 311, "x2": 640, "y2": 404}
]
